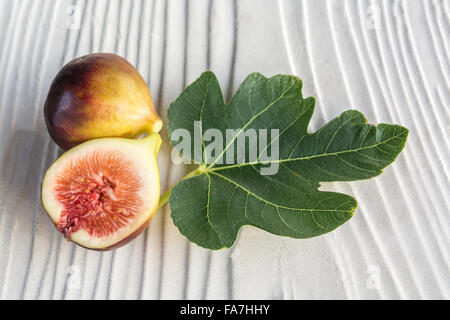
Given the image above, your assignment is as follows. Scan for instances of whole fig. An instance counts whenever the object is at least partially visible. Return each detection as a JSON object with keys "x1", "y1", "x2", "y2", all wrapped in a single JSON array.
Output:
[{"x1": 44, "y1": 53, "x2": 162, "y2": 150}]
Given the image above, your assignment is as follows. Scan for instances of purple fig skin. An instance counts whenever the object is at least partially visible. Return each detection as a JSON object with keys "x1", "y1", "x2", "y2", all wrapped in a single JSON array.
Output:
[{"x1": 44, "y1": 53, "x2": 162, "y2": 150}]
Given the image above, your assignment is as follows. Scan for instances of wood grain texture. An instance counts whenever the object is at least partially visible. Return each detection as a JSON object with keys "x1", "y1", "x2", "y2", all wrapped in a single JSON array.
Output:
[{"x1": 0, "y1": 0, "x2": 448, "y2": 299}]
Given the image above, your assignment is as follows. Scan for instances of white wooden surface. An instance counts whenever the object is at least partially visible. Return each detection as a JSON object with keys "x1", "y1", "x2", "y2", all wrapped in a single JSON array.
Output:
[{"x1": 0, "y1": 0, "x2": 449, "y2": 299}]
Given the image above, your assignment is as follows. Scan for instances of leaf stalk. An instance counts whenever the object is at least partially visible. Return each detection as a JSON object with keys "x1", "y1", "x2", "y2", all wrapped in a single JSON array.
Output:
[{"x1": 157, "y1": 166, "x2": 203, "y2": 210}]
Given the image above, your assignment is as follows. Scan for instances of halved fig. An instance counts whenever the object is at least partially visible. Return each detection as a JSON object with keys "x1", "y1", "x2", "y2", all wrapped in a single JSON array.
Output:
[{"x1": 41, "y1": 133, "x2": 161, "y2": 250}]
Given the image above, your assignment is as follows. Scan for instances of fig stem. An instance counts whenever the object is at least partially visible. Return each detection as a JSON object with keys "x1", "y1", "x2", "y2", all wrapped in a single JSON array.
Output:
[{"x1": 157, "y1": 166, "x2": 203, "y2": 210}]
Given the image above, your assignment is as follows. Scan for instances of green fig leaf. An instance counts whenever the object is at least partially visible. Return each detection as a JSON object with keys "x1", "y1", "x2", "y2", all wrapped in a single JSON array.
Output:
[{"x1": 167, "y1": 71, "x2": 408, "y2": 250}]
